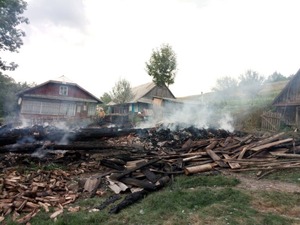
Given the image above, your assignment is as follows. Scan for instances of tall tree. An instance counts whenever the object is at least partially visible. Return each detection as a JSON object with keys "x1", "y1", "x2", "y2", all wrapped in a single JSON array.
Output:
[
  {"x1": 100, "y1": 92, "x2": 112, "y2": 104},
  {"x1": 110, "y1": 78, "x2": 134, "y2": 104},
  {"x1": 145, "y1": 43, "x2": 177, "y2": 86},
  {"x1": 0, "y1": 72, "x2": 32, "y2": 118},
  {"x1": 265, "y1": 71, "x2": 287, "y2": 83},
  {"x1": 238, "y1": 70, "x2": 265, "y2": 97},
  {"x1": 0, "y1": 0, "x2": 29, "y2": 71},
  {"x1": 212, "y1": 76, "x2": 238, "y2": 93}
]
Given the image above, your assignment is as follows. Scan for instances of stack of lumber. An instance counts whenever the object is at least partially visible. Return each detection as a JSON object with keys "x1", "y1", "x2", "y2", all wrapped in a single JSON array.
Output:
[{"x1": 0, "y1": 124, "x2": 300, "y2": 222}]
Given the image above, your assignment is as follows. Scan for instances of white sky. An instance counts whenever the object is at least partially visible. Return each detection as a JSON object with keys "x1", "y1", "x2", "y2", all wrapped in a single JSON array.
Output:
[{"x1": 3, "y1": 0, "x2": 300, "y2": 97}]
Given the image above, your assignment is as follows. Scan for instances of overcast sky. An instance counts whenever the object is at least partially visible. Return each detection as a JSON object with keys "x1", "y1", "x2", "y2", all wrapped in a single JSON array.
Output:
[{"x1": 3, "y1": 0, "x2": 300, "y2": 97}]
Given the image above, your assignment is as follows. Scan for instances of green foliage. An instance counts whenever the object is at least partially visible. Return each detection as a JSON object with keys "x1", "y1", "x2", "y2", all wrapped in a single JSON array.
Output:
[
  {"x1": 238, "y1": 70, "x2": 265, "y2": 97},
  {"x1": 0, "y1": 0, "x2": 29, "y2": 71},
  {"x1": 212, "y1": 70, "x2": 265, "y2": 100},
  {"x1": 100, "y1": 92, "x2": 112, "y2": 104},
  {"x1": 266, "y1": 71, "x2": 289, "y2": 83},
  {"x1": 0, "y1": 72, "x2": 33, "y2": 119},
  {"x1": 212, "y1": 76, "x2": 238, "y2": 97},
  {"x1": 145, "y1": 43, "x2": 177, "y2": 86},
  {"x1": 110, "y1": 78, "x2": 134, "y2": 104}
]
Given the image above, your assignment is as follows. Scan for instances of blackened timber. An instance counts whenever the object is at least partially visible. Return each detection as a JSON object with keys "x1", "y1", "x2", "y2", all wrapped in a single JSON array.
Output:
[
  {"x1": 141, "y1": 168, "x2": 159, "y2": 183},
  {"x1": 71, "y1": 127, "x2": 148, "y2": 141},
  {"x1": 109, "y1": 159, "x2": 160, "y2": 181},
  {"x1": 109, "y1": 176, "x2": 170, "y2": 214},
  {"x1": 120, "y1": 177, "x2": 156, "y2": 191},
  {"x1": 0, "y1": 143, "x2": 43, "y2": 153},
  {"x1": 100, "y1": 159, "x2": 125, "y2": 171},
  {"x1": 96, "y1": 194, "x2": 122, "y2": 210},
  {"x1": 47, "y1": 143, "x2": 137, "y2": 151},
  {"x1": 109, "y1": 190, "x2": 148, "y2": 214}
]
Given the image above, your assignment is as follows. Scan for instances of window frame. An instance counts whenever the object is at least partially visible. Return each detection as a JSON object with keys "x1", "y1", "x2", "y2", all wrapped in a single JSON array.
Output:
[{"x1": 59, "y1": 86, "x2": 68, "y2": 96}]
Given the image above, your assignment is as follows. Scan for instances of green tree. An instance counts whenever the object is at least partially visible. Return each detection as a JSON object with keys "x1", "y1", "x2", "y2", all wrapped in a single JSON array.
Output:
[
  {"x1": 238, "y1": 70, "x2": 265, "y2": 97},
  {"x1": 212, "y1": 76, "x2": 238, "y2": 93},
  {"x1": 110, "y1": 78, "x2": 134, "y2": 104},
  {"x1": 145, "y1": 43, "x2": 177, "y2": 86},
  {"x1": 0, "y1": 72, "x2": 32, "y2": 119},
  {"x1": 0, "y1": 0, "x2": 29, "y2": 71},
  {"x1": 100, "y1": 92, "x2": 112, "y2": 104},
  {"x1": 265, "y1": 71, "x2": 288, "y2": 83}
]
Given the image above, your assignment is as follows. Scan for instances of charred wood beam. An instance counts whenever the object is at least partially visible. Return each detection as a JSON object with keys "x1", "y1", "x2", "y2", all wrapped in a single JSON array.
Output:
[
  {"x1": 120, "y1": 177, "x2": 156, "y2": 191},
  {"x1": 109, "y1": 176, "x2": 170, "y2": 214},
  {"x1": 141, "y1": 168, "x2": 159, "y2": 183},
  {"x1": 47, "y1": 144, "x2": 135, "y2": 151},
  {"x1": 0, "y1": 143, "x2": 43, "y2": 153},
  {"x1": 100, "y1": 159, "x2": 125, "y2": 171},
  {"x1": 71, "y1": 128, "x2": 148, "y2": 141},
  {"x1": 109, "y1": 159, "x2": 160, "y2": 181},
  {"x1": 96, "y1": 194, "x2": 122, "y2": 210},
  {"x1": 109, "y1": 190, "x2": 148, "y2": 214}
]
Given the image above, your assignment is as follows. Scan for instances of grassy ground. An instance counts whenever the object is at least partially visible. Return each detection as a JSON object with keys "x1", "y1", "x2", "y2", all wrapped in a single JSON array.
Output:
[{"x1": 6, "y1": 171, "x2": 300, "y2": 225}]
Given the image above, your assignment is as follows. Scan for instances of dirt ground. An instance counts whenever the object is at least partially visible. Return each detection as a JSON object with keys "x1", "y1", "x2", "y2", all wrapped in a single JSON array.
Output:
[{"x1": 227, "y1": 172, "x2": 300, "y2": 193}]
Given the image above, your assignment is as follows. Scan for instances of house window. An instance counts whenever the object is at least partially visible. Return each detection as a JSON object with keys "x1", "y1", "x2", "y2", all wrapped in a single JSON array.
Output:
[
  {"x1": 21, "y1": 100, "x2": 76, "y2": 116},
  {"x1": 88, "y1": 104, "x2": 96, "y2": 116},
  {"x1": 59, "y1": 86, "x2": 68, "y2": 96}
]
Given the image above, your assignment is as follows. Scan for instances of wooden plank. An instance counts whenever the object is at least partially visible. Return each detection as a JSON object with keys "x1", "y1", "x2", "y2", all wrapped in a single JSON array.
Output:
[
  {"x1": 269, "y1": 153, "x2": 300, "y2": 158},
  {"x1": 238, "y1": 145, "x2": 249, "y2": 159},
  {"x1": 251, "y1": 132, "x2": 285, "y2": 148},
  {"x1": 205, "y1": 140, "x2": 218, "y2": 150},
  {"x1": 184, "y1": 163, "x2": 216, "y2": 175},
  {"x1": 222, "y1": 154, "x2": 241, "y2": 169},
  {"x1": 206, "y1": 149, "x2": 228, "y2": 168},
  {"x1": 250, "y1": 138, "x2": 293, "y2": 151}
]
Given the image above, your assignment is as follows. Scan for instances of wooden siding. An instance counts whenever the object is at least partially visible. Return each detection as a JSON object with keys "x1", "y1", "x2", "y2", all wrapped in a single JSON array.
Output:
[
  {"x1": 25, "y1": 83, "x2": 95, "y2": 100},
  {"x1": 20, "y1": 99, "x2": 97, "y2": 117},
  {"x1": 144, "y1": 85, "x2": 175, "y2": 100},
  {"x1": 21, "y1": 99, "x2": 76, "y2": 116}
]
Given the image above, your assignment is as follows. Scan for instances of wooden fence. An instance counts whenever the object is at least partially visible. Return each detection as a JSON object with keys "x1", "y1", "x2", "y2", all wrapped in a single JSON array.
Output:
[{"x1": 261, "y1": 111, "x2": 282, "y2": 132}]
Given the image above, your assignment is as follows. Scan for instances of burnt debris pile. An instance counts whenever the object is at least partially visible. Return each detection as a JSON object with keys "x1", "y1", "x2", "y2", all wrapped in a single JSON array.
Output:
[{"x1": 0, "y1": 124, "x2": 300, "y2": 222}]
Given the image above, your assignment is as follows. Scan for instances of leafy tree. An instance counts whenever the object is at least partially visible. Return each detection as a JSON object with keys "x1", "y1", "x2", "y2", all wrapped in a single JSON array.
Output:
[
  {"x1": 0, "y1": 72, "x2": 32, "y2": 119},
  {"x1": 145, "y1": 43, "x2": 177, "y2": 86},
  {"x1": 238, "y1": 70, "x2": 265, "y2": 97},
  {"x1": 0, "y1": 0, "x2": 29, "y2": 71},
  {"x1": 100, "y1": 92, "x2": 112, "y2": 104},
  {"x1": 212, "y1": 76, "x2": 238, "y2": 93},
  {"x1": 110, "y1": 78, "x2": 134, "y2": 104},
  {"x1": 265, "y1": 71, "x2": 288, "y2": 83}
]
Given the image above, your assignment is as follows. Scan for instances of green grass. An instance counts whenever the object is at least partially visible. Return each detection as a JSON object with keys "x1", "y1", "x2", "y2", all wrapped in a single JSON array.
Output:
[
  {"x1": 6, "y1": 173, "x2": 298, "y2": 225},
  {"x1": 24, "y1": 161, "x2": 68, "y2": 172},
  {"x1": 171, "y1": 174, "x2": 240, "y2": 189},
  {"x1": 263, "y1": 168, "x2": 300, "y2": 184}
]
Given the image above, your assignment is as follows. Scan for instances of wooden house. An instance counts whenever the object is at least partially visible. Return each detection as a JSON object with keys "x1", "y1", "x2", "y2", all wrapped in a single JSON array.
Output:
[
  {"x1": 272, "y1": 69, "x2": 300, "y2": 127},
  {"x1": 109, "y1": 82, "x2": 176, "y2": 117},
  {"x1": 17, "y1": 76, "x2": 102, "y2": 124}
]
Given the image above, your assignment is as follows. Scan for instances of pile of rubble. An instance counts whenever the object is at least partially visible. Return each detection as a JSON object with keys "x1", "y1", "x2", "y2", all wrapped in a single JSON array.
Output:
[{"x1": 0, "y1": 124, "x2": 299, "y2": 223}]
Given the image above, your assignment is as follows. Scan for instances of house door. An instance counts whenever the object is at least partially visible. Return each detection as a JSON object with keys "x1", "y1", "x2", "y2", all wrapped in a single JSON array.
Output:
[{"x1": 76, "y1": 103, "x2": 88, "y2": 118}]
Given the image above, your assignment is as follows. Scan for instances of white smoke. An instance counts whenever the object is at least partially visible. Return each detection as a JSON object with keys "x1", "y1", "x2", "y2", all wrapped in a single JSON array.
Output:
[
  {"x1": 218, "y1": 113, "x2": 234, "y2": 132},
  {"x1": 135, "y1": 101, "x2": 234, "y2": 132}
]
